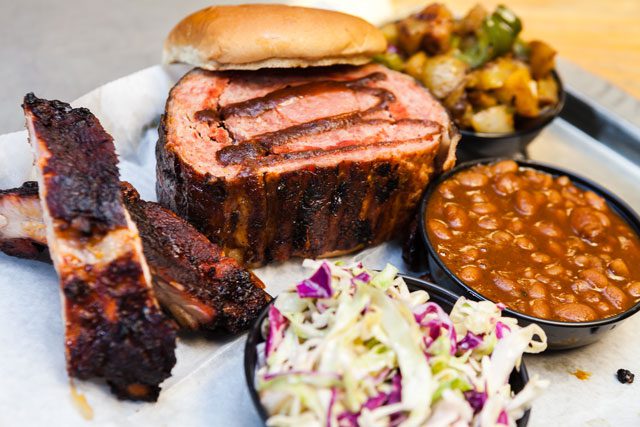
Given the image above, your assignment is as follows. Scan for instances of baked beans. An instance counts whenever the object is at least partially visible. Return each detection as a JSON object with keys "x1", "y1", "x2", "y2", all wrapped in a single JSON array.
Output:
[{"x1": 426, "y1": 160, "x2": 640, "y2": 322}]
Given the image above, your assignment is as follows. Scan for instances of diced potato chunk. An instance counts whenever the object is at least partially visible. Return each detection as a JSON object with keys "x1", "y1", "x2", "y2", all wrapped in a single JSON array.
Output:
[
  {"x1": 444, "y1": 82, "x2": 467, "y2": 109},
  {"x1": 474, "y1": 57, "x2": 520, "y2": 90},
  {"x1": 405, "y1": 52, "x2": 428, "y2": 80},
  {"x1": 500, "y1": 67, "x2": 539, "y2": 117},
  {"x1": 381, "y1": 23, "x2": 399, "y2": 45},
  {"x1": 468, "y1": 91, "x2": 498, "y2": 109},
  {"x1": 397, "y1": 17, "x2": 431, "y2": 54},
  {"x1": 471, "y1": 105, "x2": 515, "y2": 133},
  {"x1": 529, "y1": 40, "x2": 556, "y2": 79},
  {"x1": 459, "y1": 4, "x2": 488, "y2": 34},
  {"x1": 538, "y1": 75, "x2": 559, "y2": 105},
  {"x1": 384, "y1": 3, "x2": 559, "y2": 131},
  {"x1": 422, "y1": 54, "x2": 468, "y2": 99}
]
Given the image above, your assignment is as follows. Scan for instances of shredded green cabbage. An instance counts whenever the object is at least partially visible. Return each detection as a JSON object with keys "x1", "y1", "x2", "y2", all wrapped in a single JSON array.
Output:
[{"x1": 257, "y1": 261, "x2": 548, "y2": 427}]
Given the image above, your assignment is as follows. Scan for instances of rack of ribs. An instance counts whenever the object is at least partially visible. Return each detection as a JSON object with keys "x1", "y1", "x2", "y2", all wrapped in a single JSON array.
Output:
[
  {"x1": 23, "y1": 94, "x2": 177, "y2": 401},
  {"x1": 0, "y1": 181, "x2": 271, "y2": 332},
  {"x1": 157, "y1": 63, "x2": 459, "y2": 266}
]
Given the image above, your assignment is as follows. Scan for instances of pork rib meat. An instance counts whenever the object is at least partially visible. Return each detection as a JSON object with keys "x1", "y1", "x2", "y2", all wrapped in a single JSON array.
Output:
[
  {"x1": 0, "y1": 182, "x2": 49, "y2": 261},
  {"x1": 23, "y1": 94, "x2": 177, "y2": 401},
  {"x1": 0, "y1": 181, "x2": 270, "y2": 333}
]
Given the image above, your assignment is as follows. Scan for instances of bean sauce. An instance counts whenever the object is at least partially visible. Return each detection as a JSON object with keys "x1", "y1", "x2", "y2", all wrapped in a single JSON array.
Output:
[{"x1": 426, "y1": 160, "x2": 640, "y2": 322}]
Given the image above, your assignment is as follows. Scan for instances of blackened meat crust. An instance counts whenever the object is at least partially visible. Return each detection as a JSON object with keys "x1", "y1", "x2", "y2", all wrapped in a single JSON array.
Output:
[
  {"x1": 63, "y1": 255, "x2": 177, "y2": 400},
  {"x1": 0, "y1": 180, "x2": 270, "y2": 334},
  {"x1": 0, "y1": 181, "x2": 39, "y2": 197},
  {"x1": 23, "y1": 95, "x2": 177, "y2": 401},
  {"x1": 121, "y1": 183, "x2": 271, "y2": 333},
  {"x1": 23, "y1": 93, "x2": 125, "y2": 235},
  {"x1": 0, "y1": 238, "x2": 49, "y2": 261},
  {"x1": 157, "y1": 64, "x2": 458, "y2": 266},
  {"x1": 0, "y1": 182, "x2": 49, "y2": 261}
]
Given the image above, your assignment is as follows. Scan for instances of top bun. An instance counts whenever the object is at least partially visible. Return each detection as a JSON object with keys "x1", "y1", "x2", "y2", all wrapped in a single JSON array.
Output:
[{"x1": 163, "y1": 4, "x2": 387, "y2": 70}]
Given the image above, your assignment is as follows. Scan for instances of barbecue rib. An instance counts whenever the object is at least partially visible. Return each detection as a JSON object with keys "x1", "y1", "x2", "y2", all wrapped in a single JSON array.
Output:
[
  {"x1": 121, "y1": 183, "x2": 271, "y2": 332},
  {"x1": 0, "y1": 181, "x2": 270, "y2": 333},
  {"x1": 0, "y1": 182, "x2": 49, "y2": 261},
  {"x1": 23, "y1": 94, "x2": 177, "y2": 401},
  {"x1": 157, "y1": 63, "x2": 459, "y2": 266}
]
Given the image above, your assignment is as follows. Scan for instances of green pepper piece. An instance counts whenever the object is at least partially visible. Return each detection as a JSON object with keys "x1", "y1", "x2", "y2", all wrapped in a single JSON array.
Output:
[
  {"x1": 458, "y1": 4, "x2": 522, "y2": 68},
  {"x1": 484, "y1": 5, "x2": 522, "y2": 58},
  {"x1": 457, "y1": 30, "x2": 490, "y2": 68},
  {"x1": 373, "y1": 52, "x2": 405, "y2": 71},
  {"x1": 494, "y1": 5, "x2": 522, "y2": 35},
  {"x1": 512, "y1": 37, "x2": 531, "y2": 60}
]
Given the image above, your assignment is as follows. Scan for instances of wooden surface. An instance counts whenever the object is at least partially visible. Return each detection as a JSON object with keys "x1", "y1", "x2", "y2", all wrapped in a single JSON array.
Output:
[{"x1": 396, "y1": 0, "x2": 640, "y2": 99}]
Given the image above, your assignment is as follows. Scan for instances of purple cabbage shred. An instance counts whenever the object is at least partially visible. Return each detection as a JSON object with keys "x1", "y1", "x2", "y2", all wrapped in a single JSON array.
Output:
[
  {"x1": 352, "y1": 271, "x2": 371, "y2": 285},
  {"x1": 496, "y1": 321, "x2": 511, "y2": 339},
  {"x1": 337, "y1": 412, "x2": 359, "y2": 427},
  {"x1": 388, "y1": 373, "x2": 402, "y2": 404},
  {"x1": 415, "y1": 303, "x2": 457, "y2": 354},
  {"x1": 265, "y1": 305, "x2": 287, "y2": 357},
  {"x1": 296, "y1": 262, "x2": 333, "y2": 299},
  {"x1": 497, "y1": 409, "x2": 509, "y2": 425},
  {"x1": 337, "y1": 373, "x2": 403, "y2": 427},
  {"x1": 464, "y1": 389, "x2": 487, "y2": 414},
  {"x1": 458, "y1": 331, "x2": 483, "y2": 352},
  {"x1": 327, "y1": 388, "x2": 337, "y2": 427},
  {"x1": 363, "y1": 393, "x2": 387, "y2": 411}
]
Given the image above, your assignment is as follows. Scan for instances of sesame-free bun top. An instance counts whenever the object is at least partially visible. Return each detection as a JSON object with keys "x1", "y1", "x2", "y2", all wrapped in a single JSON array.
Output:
[{"x1": 163, "y1": 4, "x2": 387, "y2": 70}]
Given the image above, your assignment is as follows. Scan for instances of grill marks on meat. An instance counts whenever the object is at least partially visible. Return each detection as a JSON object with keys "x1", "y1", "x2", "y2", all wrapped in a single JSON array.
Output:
[
  {"x1": 0, "y1": 182, "x2": 49, "y2": 261},
  {"x1": 23, "y1": 94, "x2": 177, "y2": 401},
  {"x1": 212, "y1": 72, "x2": 399, "y2": 165},
  {"x1": 0, "y1": 181, "x2": 270, "y2": 333},
  {"x1": 158, "y1": 64, "x2": 459, "y2": 266},
  {"x1": 219, "y1": 72, "x2": 388, "y2": 118}
]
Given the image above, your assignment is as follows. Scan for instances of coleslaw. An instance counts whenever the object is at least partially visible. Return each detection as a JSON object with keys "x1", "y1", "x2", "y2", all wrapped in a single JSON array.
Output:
[{"x1": 256, "y1": 261, "x2": 548, "y2": 427}]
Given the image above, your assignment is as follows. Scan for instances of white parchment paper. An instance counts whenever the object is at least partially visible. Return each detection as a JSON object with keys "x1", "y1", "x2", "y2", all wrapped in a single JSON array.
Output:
[{"x1": 1, "y1": 8, "x2": 639, "y2": 425}]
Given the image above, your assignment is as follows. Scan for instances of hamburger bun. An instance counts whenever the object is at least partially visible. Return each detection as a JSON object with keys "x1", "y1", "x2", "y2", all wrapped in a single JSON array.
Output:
[{"x1": 163, "y1": 4, "x2": 387, "y2": 70}]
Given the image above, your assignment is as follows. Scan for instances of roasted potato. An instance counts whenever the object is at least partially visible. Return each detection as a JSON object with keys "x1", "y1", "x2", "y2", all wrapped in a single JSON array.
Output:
[
  {"x1": 471, "y1": 105, "x2": 515, "y2": 133},
  {"x1": 468, "y1": 90, "x2": 498, "y2": 109},
  {"x1": 417, "y1": 3, "x2": 454, "y2": 55},
  {"x1": 405, "y1": 51, "x2": 428, "y2": 80},
  {"x1": 397, "y1": 17, "x2": 432, "y2": 54},
  {"x1": 458, "y1": 4, "x2": 488, "y2": 34},
  {"x1": 380, "y1": 23, "x2": 399, "y2": 45},
  {"x1": 444, "y1": 81, "x2": 467, "y2": 109},
  {"x1": 500, "y1": 66, "x2": 539, "y2": 117},
  {"x1": 538, "y1": 74, "x2": 559, "y2": 105},
  {"x1": 421, "y1": 54, "x2": 468, "y2": 99},
  {"x1": 377, "y1": 3, "x2": 559, "y2": 133},
  {"x1": 473, "y1": 57, "x2": 520, "y2": 90},
  {"x1": 529, "y1": 40, "x2": 557, "y2": 79}
]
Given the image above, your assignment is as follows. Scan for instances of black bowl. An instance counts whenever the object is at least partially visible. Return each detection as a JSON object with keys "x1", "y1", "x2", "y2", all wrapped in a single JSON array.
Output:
[
  {"x1": 457, "y1": 71, "x2": 565, "y2": 162},
  {"x1": 244, "y1": 275, "x2": 531, "y2": 426},
  {"x1": 420, "y1": 158, "x2": 640, "y2": 350}
]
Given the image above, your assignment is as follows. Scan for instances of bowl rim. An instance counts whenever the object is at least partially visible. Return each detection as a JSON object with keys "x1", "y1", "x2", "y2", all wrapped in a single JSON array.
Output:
[
  {"x1": 459, "y1": 70, "x2": 566, "y2": 140},
  {"x1": 419, "y1": 157, "x2": 640, "y2": 327},
  {"x1": 244, "y1": 274, "x2": 531, "y2": 426}
]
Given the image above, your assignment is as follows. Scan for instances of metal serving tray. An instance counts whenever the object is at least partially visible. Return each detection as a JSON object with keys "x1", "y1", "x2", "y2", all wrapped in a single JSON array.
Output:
[{"x1": 0, "y1": 58, "x2": 638, "y2": 426}]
